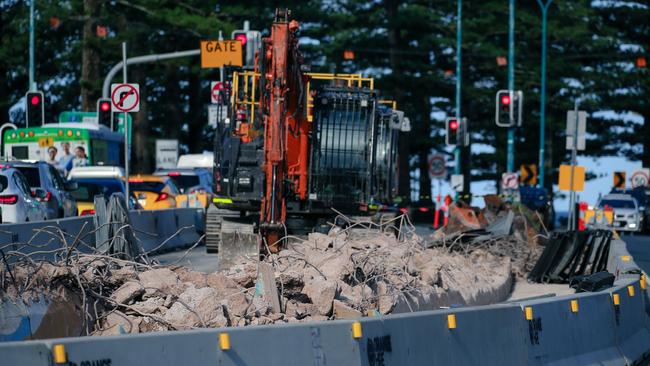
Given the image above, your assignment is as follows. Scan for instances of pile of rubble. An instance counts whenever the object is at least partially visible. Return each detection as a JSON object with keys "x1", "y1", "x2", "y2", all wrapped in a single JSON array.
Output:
[
  {"x1": 1, "y1": 220, "x2": 514, "y2": 337},
  {"x1": 427, "y1": 195, "x2": 548, "y2": 277}
]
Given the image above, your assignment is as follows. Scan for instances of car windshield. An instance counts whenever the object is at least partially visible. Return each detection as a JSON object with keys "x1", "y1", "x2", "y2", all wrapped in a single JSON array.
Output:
[
  {"x1": 0, "y1": 176, "x2": 7, "y2": 192},
  {"x1": 167, "y1": 175, "x2": 200, "y2": 190},
  {"x1": 14, "y1": 166, "x2": 41, "y2": 187},
  {"x1": 71, "y1": 179, "x2": 124, "y2": 201},
  {"x1": 130, "y1": 181, "x2": 165, "y2": 193},
  {"x1": 599, "y1": 199, "x2": 636, "y2": 209}
]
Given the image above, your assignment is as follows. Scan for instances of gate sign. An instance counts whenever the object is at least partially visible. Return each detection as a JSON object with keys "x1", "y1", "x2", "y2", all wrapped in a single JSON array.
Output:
[
  {"x1": 110, "y1": 83, "x2": 140, "y2": 112},
  {"x1": 200, "y1": 40, "x2": 243, "y2": 68},
  {"x1": 613, "y1": 171, "x2": 626, "y2": 190},
  {"x1": 428, "y1": 154, "x2": 446, "y2": 179},
  {"x1": 211, "y1": 81, "x2": 224, "y2": 104},
  {"x1": 519, "y1": 164, "x2": 538, "y2": 186},
  {"x1": 501, "y1": 172, "x2": 519, "y2": 190},
  {"x1": 630, "y1": 169, "x2": 650, "y2": 188}
]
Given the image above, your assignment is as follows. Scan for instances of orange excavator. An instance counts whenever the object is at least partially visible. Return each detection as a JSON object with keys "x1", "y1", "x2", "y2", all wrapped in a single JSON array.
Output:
[{"x1": 206, "y1": 9, "x2": 409, "y2": 269}]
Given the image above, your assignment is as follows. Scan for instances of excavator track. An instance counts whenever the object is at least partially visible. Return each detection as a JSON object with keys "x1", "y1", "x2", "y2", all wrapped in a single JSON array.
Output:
[{"x1": 205, "y1": 205, "x2": 225, "y2": 253}]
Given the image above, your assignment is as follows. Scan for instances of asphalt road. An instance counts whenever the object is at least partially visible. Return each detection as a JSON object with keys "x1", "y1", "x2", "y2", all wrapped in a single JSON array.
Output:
[
  {"x1": 152, "y1": 246, "x2": 219, "y2": 272},
  {"x1": 622, "y1": 234, "x2": 650, "y2": 274}
]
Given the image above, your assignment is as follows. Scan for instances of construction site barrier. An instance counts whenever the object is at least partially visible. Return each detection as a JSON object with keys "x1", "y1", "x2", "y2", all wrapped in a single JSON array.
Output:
[
  {"x1": 0, "y1": 236, "x2": 648, "y2": 365},
  {"x1": 0, "y1": 208, "x2": 204, "y2": 262}
]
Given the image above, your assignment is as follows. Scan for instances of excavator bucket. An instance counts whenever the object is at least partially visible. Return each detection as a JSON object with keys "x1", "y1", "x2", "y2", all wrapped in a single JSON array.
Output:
[{"x1": 218, "y1": 219, "x2": 259, "y2": 271}]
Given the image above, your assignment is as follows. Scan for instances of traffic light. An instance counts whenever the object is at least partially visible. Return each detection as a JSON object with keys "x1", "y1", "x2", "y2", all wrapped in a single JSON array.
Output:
[
  {"x1": 495, "y1": 90, "x2": 523, "y2": 127},
  {"x1": 445, "y1": 117, "x2": 469, "y2": 146},
  {"x1": 25, "y1": 91, "x2": 45, "y2": 126},
  {"x1": 231, "y1": 29, "x2": 261, "y2": 69},
  {"x1": 97, "y1": 98, "x2": 113, "y2": 129}
]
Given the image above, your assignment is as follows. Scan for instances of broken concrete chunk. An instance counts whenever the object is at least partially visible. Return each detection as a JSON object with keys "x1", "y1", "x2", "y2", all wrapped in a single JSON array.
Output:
[
  {"x1": 302, "y1": 278, "x2": 337, "y2": 316},
  {"x1": 333, "y1": 300, "x2": 362, "y2": 319},
  {"x1": 110, "y1": 281, "x2": 144, "y2": 304}
]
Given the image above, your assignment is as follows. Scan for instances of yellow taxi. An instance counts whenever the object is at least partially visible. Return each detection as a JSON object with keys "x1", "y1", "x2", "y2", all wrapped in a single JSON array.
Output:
[
  {"x1": 128, "y1": 175, "x2": 186, "y2": 210},
  {"x1": 70, "y1": 178, "x2": 143, "y2": 215},
  {"x1": 153, "y1": 168, "x2": 213, "y2": 208}
]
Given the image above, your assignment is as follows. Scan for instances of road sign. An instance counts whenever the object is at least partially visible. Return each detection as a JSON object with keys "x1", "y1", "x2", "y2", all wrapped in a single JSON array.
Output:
[
  {"x1": 519, "y1": 164, "x2": 537, "y2": 186},
  {"x1": 613, "y1": 171, "x2": 626, "y2": 190},
  {"x1": 210, "y1": 81, "x2": 224, "y2": 104},
  {"x1": 450, "y1": 174, "x2": 464, "y2": 192},
  {"x1": 630, "y1": 169, "x2": 650, "y2": 188},
  {"x1": 155, "y1": 139, "x2": 178, "y2": 170},
  {"x1": 110, "y1": 83, "x2": 140, "y2": 112},
  {"x1": 428, "y1": 154, "x2": 446, "y2": 179},
  {"x1": 200, "y1": 40, "x2": 243, "y2": 68},
  {"x1": 501, "y1": 172, "x2": 519, "y2": 190},
  {"x1": 566, "y1": 110, "x2": 587, "y2": 150},
  {"x1": 558, "y1": 164, "x2": 585, "y2": 191}
]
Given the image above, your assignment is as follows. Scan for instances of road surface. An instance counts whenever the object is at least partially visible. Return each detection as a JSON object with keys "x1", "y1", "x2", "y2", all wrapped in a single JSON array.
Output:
[{"x1": 622, "y1": 234, "x2": 650, "y2": 274}]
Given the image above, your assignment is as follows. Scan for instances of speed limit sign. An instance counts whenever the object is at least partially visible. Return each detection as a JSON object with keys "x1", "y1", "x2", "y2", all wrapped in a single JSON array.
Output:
[
  {"x1": 630, "y1": 169, "x2": 650, "y2": 188},
  {"x1": 429, "y1": 154, "x2": 446, "y2": 179}
]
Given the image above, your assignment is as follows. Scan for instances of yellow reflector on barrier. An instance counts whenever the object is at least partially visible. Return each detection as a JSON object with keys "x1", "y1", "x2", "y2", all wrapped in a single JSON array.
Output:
[
  {"x1": 641, "y1": 275, "x2": 647, "y2": 290},
  {"x1": 53, "y1": 344, "x2": 67, "y2": 363},
  {"x1": 621, "y1": 255, "x2": 631, "y2": 262},
  {"x1": 219, "y1": 333, "x2": 231, "y2": 350},
  {"x1": 213, "y1": 197, "x2": 233, "y2": 204},
  {"x1": 352, "y1": 321, "x2": 362, "y2": 339},
  {"x1": 447, "y1": 314, "x2": 457, "y2": 329},
  {"x1": 570, "y1": 300, "x2": 579, "y2": 313},
  {"x1": 628, "y1": 285, "x2": 635, "y2": 297},
  {"x1": 612, "y1": 293, "x2": 620, "y2": 306},
  {"x1": 524, "y1": 306, "x2": 533, "y2": 321}
]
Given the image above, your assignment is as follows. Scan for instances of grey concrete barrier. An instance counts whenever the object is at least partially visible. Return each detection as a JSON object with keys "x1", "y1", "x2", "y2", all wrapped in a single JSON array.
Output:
[
  {"x1": 0, "y1": 232, "x2": 648, "y2": 366},
  {"x1": 0, "y1": 216, "x2": 96, "y2": 263}
]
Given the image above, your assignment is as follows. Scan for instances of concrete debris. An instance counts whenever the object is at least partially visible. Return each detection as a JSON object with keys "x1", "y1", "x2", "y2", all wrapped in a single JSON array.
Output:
[{"x1": 2, "y1": 209, "x2": 542, "y2": 339}]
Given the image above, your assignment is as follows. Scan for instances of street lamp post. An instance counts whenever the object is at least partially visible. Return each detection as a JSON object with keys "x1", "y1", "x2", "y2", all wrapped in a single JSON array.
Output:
[
  {"x1": 536, "y1": 0, "x2": 553, "y2": 187},
  {"x1": 506, "y1": 0, "x2": 516, "y2": 173},
  {"x1": 29, "y1": 0, "x2": 36, "y2": 91}
]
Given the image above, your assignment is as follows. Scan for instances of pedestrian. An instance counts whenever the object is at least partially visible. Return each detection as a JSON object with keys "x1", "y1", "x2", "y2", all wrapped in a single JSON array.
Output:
[
  {"x1": 45, "y1": 146, "x2": 58, "y2": 166},
  {"x1": 59, "y1": 142, "x2": 74, "y2": 174},
  {"x1": 71, "y1": 146, "x2": 89, "y2": 168}
]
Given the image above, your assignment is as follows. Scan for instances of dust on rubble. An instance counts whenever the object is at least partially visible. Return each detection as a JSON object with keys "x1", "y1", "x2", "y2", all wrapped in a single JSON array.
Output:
[{"x1": 1, "y1": 205, "x2": 542, "y2": 338}]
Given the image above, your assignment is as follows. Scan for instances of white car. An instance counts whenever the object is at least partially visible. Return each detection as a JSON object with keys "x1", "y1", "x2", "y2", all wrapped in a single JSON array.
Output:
[
  {"x1": 68, "y1": 166, "x2": 125, "y2": 180},
  {"x1": 0, "y1": 168, "x2": 48, "y2": 223},
  {"x1": 176, "y1": 154, "x2": 213, "y2": 170}
]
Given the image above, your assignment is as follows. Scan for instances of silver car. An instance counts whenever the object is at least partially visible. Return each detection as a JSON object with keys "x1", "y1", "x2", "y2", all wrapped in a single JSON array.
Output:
[
  {"x1": 596, "y1": 193, "x2": 642, "y2": 232},
  {"x1": 0, "y1": 168, "x2": 48, "y2": 223}
]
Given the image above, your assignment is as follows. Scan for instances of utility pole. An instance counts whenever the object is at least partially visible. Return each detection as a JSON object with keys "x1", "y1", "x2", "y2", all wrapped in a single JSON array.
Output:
[
  {"x1": 28, "y1": 0, "x2": 36, "y2": 91},
  {"x1": 122, "y1": 42, "x2": 130, "y2": 202},
  {"x1": 537, "y1": 0, "x2": 553, "y2": 187},
  {"x1": 506, "y1": 0, "x2": 515, "y2": 173},
  {"x1": 455, "y1": 0, "x2": 462, "y2": 178},
  {"x1": 567, "y1": 99, "x2": 579, "y2": 231}
]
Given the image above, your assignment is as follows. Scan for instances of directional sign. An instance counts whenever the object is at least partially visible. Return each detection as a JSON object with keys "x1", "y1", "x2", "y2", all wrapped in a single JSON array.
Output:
[
  {"x1": 558, "y1": 165, "x2": 585, "y2": 191},
  {"x1": 110, "y1": 83, "x2": 140, "y2": 112},
  {"x1": 200, "y1": 40, "x2": 243, "y2": 68},
  {"x1": 155, "y1": 139, "x2": 178, "y2": 170},
  {"x1": 211, "y1": 81, "x2": 223, "y2": 104},
  {"x1": 501, "y1": 173, "x2": 519, "y2": 190},
  {"x1": 613, "y1": 171, "x2": 626, "y2": 190},
  {"x1": 428, "y1": 154, "x2": 446, "y2": 179},
  {"x1": 566, "y1": 110, "x2": 587, "y2": 150},
  {"x1": 630, "y1": 169, "x2": 650, "y2": 189},
  {"x1": 519, "y1": 164, "x2": 538, "y2": 186},
  {"x1": 450, "y1": 174, "x2": 464, "y2": 192}
]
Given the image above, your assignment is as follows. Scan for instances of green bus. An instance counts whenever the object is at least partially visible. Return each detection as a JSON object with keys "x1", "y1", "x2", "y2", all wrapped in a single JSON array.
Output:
[{"x1": 3, "y1": 122, "x2": 124, "y2": 166}]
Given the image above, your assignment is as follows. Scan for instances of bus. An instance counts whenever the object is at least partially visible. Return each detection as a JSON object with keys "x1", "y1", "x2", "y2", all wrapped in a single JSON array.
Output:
[{"x1": 2, "y1": 122, "x2": 124, "y2": 166}]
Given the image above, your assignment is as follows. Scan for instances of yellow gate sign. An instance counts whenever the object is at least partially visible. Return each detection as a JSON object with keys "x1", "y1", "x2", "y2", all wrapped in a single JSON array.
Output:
[
  {"x1": 558, "y1": 164, "x2": 585, "y2": 191},
  {"x1": 200, "y1": 40, "x2": 243, "y2": 68},
  {"x1": 38, "y1": 137, "x2": 54, "y2": 148}
]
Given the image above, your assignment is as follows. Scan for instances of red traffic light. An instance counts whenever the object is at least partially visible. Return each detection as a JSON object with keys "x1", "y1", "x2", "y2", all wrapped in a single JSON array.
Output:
[
  {"x1": 30, "y1": 95, "x2": 40, "y2": 106},
  {"x1": 100, "y1": 101, "x2": 110, "y2": 112},
  {"x1": 234, "y1": 33, "x2": 247, "y2": 46},
  {"x1": 449, "y1": 120, "x2": 458, "y2": 130},
  {"x1": 501, "y1": 95, "x2": 511, "y2": 105}
]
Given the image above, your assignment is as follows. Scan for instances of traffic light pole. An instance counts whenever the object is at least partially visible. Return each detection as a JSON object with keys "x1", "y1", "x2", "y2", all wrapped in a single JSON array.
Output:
[
  {"x1": 454, "y1": 0, "x2": 462, "y2": 178},
  {"x1": 506, "y1": 0, "x2": 515, "y2": 173},
  {"x1": 28, "y1": 0, "x2": 36, "y2": 91},
  {"x1": 122, "y1": 42, "x2": 130, "y2": 202},
  {"x1": 536, "y1": 0, "x2": 553, "y2": 187}
]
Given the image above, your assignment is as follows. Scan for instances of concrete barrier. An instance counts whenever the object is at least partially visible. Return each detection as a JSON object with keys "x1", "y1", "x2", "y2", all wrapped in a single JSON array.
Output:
[
  {"x1": 0, "y1": 235, "x2": 648, "y2": 366},
  {"x1": 0, "y1": 208, "x2": 205, "y2": 260}
]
